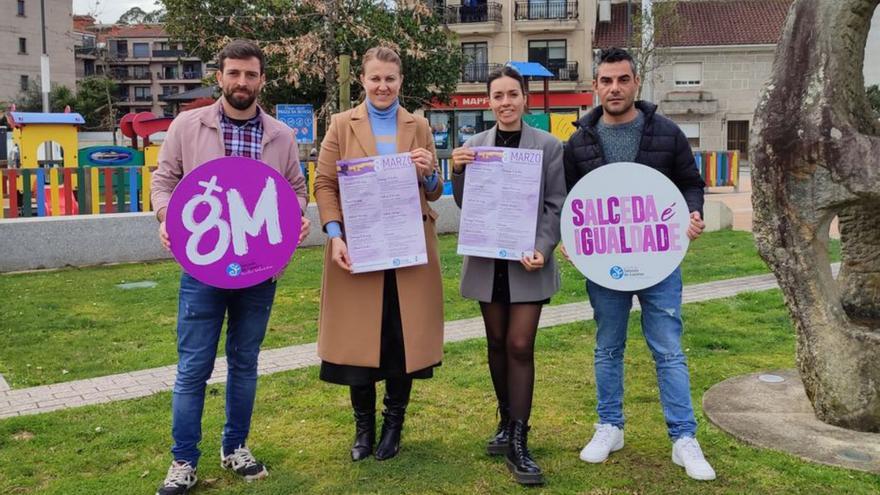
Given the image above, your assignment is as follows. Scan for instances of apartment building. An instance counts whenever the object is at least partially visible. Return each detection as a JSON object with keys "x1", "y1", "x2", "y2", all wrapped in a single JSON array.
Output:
[
  {"x1": 595, "y1": 0, "x2": 792, "y2": 157},
  {"x1": 73, "y1": 18, "x2": 208, "y2": 117},
  {"x1": 427, "y1": 0, "x2": 596, "y2": 157},
  {"x1": 1, "y1": 0, "x2": 76, "y2": 105}
]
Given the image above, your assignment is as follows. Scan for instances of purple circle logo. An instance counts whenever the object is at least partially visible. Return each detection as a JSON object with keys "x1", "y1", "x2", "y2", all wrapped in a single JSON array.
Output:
[{"x1": 166, "y1": 157, "x2": 302, "y2": 289}]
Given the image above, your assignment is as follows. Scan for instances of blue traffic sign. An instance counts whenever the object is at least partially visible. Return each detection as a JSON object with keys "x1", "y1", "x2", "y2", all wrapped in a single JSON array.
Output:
[{"x1": 276, "y1": 104, "x2": 314, "y2": 144}]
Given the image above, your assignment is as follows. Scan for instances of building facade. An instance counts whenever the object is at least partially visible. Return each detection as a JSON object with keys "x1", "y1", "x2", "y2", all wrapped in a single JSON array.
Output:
[
  {"x1": 595, "y1": 0, "x2": 793, "y2": 158},
  {"x1": 427, "y1": 0, "x2": 596, "y2": 157},
  {"x1": 73, "y1": 19, "x2": 208, "y2": 117},
  {"x1": 1, "y1": 0, "x2": 76, "y2": 106}
]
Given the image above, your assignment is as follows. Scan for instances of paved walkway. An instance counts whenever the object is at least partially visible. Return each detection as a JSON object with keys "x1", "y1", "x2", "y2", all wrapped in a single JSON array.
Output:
[{"x1": 1, "y1": 268, "x2": 832, "y2": 420}]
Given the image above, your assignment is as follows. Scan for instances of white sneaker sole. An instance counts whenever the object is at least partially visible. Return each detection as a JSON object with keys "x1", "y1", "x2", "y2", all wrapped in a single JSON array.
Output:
[
  {"x1": 672, "y1": 452, "x2": 716, "y2": 481},
  {"x1": 579, "y1": 439, "x2": 624, "y2": 463},
  {"x1": 221, "y1": 461, "x2": 268, "y2": 482}
]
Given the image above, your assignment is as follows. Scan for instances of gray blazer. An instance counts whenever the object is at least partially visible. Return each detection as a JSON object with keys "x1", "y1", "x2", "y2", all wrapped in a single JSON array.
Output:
[{"x1": 452, "y1": 123, "x2": 567, "y2": 303}]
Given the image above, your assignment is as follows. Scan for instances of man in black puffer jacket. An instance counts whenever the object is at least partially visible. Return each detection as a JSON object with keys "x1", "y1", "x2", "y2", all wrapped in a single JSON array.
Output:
[{"x1": 563, "y1": 47, "x2": 716, "y2": 481}]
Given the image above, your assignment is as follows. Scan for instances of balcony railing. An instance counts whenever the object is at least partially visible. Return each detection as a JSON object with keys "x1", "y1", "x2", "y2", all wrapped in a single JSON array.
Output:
[
  {"x1": 112, "y1": 71, "x2": 151, "y2": 81},
  {"x1": 75, "y1": 46, "x2": 97, "y2": 56},
  {"x1": 133, "y1": 94, "x2": 153, "y2": 102},
  {"x1": 514, "y1": 0, "x2": 578, "y2": 21},
  {"x1": 547, "y1": 61, "x2": 579, "y2": 81},
  {"x1": 461, "y1": 63, "x2": 503, "y2": 83},
  {"x1": 153, "y1": 49, "x2": 188, "y2": 58},
  {"x1": 442, "y1": 2, "x2": 503, "y2": 24},
  {"x1": 157, "y1": 71, "x2": 203, "y2": 80}
]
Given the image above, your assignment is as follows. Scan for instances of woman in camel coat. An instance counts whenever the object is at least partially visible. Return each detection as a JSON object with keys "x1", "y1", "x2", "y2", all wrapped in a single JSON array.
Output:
[{"x1": 314, "y1": 47, "x2": 444, "y2": 463}]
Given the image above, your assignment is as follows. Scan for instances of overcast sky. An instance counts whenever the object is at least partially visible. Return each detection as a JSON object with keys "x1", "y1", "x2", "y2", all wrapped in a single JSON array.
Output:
[{"x1": 73, "y1": 0, "x2": 159, "y2": 24}]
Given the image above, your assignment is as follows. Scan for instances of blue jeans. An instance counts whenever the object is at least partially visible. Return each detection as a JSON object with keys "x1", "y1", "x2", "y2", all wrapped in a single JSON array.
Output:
[
  {"x1": 171, "y1": 273, "x2": 277, "y2": 467},
  {"x1": 586, "y1": 268, "x2": 697, "y2": 440}
]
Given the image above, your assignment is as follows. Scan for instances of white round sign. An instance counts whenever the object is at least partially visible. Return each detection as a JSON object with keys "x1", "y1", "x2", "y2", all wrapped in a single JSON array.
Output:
[{"x1": 561, "y1": 162, "x2": 691, "y2": 291}]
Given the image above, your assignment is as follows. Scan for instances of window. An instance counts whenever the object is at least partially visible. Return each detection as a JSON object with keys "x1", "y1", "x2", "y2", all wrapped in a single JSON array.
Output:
[
  {"x1": 17, "y1": 0, "x2": 25, "y2": 16},
  {"x1": 163, "y1": 65, "x2": 179, "y2": 79},
  {"x1": 83, "y1": 59, "x2": 95, "y2": 76},
  {"x1": 426, "y1": 111, "x2": 452, "y2": 151},
  {"x1": 528, "y1": 40, "x2": 567, "y2": 79},
  {"x1": 674, "y1": 62, "x2": 702, "y2": 87},
  {"x1": 456, "y1": 110, "x2": 495, "y2": 147},
  {"x1": 162, "y1": 85, "x2": 180, "y2": 96},
  {"x1": 18, "y1": 37, "x2": 27, "y2": 54},
  {"x1": 461, "y1": 42, "x2": 488, "y2": 82},
  {"x1": 132, "y1": 42, "x2": 150, "y2": 58},
  {"x1": 134, "y1": 86, "x2": 152, "y2": 101},
  {"x1": 679, "y1": 123, "x2": 701, "y2": 149},
  {"x1": 114, "y1": 40, "x2": 128, "y2": 58},
  {"x1": 132, "y1": 65, "x2": 150, "y2": 79},
  {"x1": 20, "y1": 75, "x2": 29, "y2": 91},
  {"x1": 727, "y1": 120, "x2": 750, "y2": 160}
]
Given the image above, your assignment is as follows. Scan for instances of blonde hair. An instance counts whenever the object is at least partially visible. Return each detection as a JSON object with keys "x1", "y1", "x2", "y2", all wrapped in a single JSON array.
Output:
[{"x1": 361, "y1": 47, "x2": 402, "y2": 74}]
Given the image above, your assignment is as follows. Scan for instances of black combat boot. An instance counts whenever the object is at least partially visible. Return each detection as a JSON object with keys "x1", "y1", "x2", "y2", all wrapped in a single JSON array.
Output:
[
  {"x1": 505, "y1": 419, "x2": 544, "y2": 485},
  {"x1": 486, "y1": 402, "x2": 510, "y2": 455}
]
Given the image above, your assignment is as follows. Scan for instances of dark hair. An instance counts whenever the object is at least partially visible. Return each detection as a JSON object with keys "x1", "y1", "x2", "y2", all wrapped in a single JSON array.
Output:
[
  {"x1": 487, "y1": 65, "x2": 527, "y2": 95},
  {"x1": 218, "y1": 39, "x2": 265, "y2": 75},
  {"x1": 361, "y1": 46, "x2": 403, "y2": 74},
  {"x1": 595, "y1": 47, "x2": 637, "y2": 77}
]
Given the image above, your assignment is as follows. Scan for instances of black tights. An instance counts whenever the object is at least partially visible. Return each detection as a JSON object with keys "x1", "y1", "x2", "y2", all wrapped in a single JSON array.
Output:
[{"x1": 479, "y1": 302, "x2": 543, "y2": 422}]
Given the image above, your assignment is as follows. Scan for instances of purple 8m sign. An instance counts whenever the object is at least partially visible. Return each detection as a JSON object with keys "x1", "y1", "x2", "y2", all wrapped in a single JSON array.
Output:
[{"x1": 166, "y1": 157, "x2": 302, "y2": 289}]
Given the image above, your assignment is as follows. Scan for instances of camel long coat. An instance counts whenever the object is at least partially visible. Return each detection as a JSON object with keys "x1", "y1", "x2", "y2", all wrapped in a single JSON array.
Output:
[{"x1": 314, "y1": 102, "x2": 444, "y2": 373}]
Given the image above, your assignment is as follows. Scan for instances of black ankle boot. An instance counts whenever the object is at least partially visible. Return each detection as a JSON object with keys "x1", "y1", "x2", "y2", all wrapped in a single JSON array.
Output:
[
  {"x1": 349, "y1": 385, "x2": 376, "y2": 461},
  {"x1": 375, "y1": 378, "x2": 412, "y2": 461},
  {"x1": 486, "y1": 403, "x2": 510, "y2": 456},
  {"x1": 505, "y1": 420, "x2": 544, "y2": 485}
]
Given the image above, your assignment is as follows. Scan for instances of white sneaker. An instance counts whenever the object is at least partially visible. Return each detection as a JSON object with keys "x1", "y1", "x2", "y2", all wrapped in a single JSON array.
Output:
[
  {"x1": 672, "y1": 436, "x2": 716, "y2": 481},
  {"x1": 579, "y1": 423, "x2": 624, "y2": 463},
  {"x1": 156, "y1": 460, "x2": 197, "y2": 495},
  {"x1": 220, "y1": 445, "x2": 269, "y2": 482}
]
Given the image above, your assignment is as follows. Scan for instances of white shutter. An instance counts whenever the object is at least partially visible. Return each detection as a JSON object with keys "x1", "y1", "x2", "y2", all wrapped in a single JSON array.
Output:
[{"x1": 674, "y1": 63, "x2": 702, "y2": 87}]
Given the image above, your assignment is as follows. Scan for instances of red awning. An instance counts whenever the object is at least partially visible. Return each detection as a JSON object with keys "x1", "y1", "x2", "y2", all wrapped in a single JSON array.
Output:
[{"x1": 430, "y1": 92, "x2": 593, "y2": 110}]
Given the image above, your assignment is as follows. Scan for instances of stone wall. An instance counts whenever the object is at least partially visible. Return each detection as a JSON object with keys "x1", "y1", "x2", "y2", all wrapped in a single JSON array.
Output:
[
  {"x1": 653, "y1": 47, "x2": 776, "y2": 154},
  {"x1": 0, "y1": 0, "x2": 77, "y2": 105}
]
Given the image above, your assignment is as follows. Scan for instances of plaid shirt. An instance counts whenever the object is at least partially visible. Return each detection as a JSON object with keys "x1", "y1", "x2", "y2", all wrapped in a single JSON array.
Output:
[{"x1": 219, "y1": 106, "x2": 263, "y2": 160}]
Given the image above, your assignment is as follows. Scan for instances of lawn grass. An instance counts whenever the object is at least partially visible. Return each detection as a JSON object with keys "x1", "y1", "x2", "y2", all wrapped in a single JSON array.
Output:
[
  {"x1": 0, "y1": 230, "x2": 839, "y2": 387},
  {"x1": 1, "y1": 289, "x2": 876, "y2": 494}
]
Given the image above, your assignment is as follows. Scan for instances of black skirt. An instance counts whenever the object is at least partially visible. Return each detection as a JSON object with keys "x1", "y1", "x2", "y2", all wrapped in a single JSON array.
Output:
[
  {"x1": 320, "y1": 270, "x2": 439, "y2": 386},
  {"x1": 491, "y1": 259, "x2": 551, "y2": 305}
]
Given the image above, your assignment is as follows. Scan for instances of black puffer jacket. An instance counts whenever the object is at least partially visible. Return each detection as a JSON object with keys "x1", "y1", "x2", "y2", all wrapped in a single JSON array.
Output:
[{"x1": 563, "y1": 101, "x2": 705, "y2": 215}]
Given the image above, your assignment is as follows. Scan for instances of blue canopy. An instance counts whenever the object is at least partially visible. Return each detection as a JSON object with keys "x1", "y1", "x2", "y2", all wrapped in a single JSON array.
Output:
[
  {"x1": 506, "y1": 61, "x2": 553, "y2": 78},
  {"x1": 9, "y1": 112, "x2": 85, "y2": 125}
]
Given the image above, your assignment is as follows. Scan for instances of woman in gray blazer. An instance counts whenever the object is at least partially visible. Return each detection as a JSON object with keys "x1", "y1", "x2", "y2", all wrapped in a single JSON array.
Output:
[{"x1": 450, "y1": 66, "x2": 567, "y2": 486}]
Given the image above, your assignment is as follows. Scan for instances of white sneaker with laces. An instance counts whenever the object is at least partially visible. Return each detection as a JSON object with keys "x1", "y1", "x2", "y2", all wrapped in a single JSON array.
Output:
[
  {"x1": 220, "y1": 445, "x2": 269, "y2": 482},
  {"x1": 672, "y1": 436, "x2": 716, "y2": 481},
  {"x1": 156, "y1": 460, "x2": 197, "y2": 495},
  {"x1": 579, "y1": 423, "x2": 624, "y2": 463}
]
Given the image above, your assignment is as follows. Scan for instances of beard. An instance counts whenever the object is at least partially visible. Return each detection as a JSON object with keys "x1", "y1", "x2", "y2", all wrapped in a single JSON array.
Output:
[
  {"x1": 223, "y1": 87, "x2": 258, "y2": 111},
  {"x1": 604, "y1": 97, "x2": 635, "y2": 116}
]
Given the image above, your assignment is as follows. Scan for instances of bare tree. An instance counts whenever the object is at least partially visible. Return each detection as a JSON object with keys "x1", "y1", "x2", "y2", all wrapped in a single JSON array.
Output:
[{"x1": 627, "y1": 1, "x2": 684, "y2": 99}]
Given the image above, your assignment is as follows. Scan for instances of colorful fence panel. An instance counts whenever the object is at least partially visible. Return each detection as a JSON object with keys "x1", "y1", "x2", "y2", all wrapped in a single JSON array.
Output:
[
  {"x1": 695, "y1": 150, "x2": 740, "y2": 187},
  {"x1": 0, "y1": 166, "x2": 157, "y2": 218}
]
